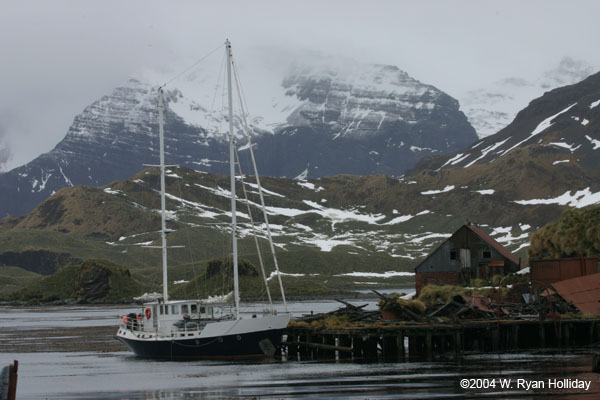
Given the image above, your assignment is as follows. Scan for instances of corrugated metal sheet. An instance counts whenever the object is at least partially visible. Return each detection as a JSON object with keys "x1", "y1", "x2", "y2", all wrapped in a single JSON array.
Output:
[
  {"x1": 531, "y1": 257, "x2": 598, "y2": 287},
  {"x1": 551, "y1": 272, "x2": 600, "y2": 315}
]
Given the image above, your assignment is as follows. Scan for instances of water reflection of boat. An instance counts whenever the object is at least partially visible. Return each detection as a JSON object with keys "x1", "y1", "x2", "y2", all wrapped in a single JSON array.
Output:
[{"x1": 115, "y1": 40, "x2": 291, "y2": 359}]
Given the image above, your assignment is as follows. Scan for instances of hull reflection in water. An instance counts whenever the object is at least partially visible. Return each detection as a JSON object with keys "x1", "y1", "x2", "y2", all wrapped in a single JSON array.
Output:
[{"x1": 11, "y1": 350, "x2": 600, "y2": 399}]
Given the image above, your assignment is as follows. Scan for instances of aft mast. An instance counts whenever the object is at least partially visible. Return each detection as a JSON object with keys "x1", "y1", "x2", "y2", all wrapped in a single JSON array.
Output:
[
  {"x1": 158, "y1": 87, "x2": 169, "y2": 302},
  {"x1": 226, "y1": 39, "x2": 240, "y2": 320}
]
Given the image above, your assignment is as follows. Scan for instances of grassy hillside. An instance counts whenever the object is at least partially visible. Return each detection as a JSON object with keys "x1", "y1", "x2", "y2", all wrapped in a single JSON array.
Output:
[
  {"x1": 3, "y1": 163, "x2": 587, "y2": 300},
  {"x1": 6, "y1": 259, "x2": 149, "y2": 303},
  {"x1": 0, "y1": 267, "x2": 42, "y2": 298}
]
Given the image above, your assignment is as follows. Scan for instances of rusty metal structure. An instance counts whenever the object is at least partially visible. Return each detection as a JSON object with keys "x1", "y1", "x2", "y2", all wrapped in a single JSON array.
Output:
[
  {"x1": 551, "y1": 272, "x2": 600, "y2": 315},
  {"x1": 531, "y1": 257, "x2": 598, "y2": 287}
]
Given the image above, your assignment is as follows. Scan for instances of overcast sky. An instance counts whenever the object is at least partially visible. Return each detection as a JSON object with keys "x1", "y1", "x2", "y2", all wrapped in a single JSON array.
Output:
[{"x1": 1, "y1": 0, "x2": 599, "y2": 171}]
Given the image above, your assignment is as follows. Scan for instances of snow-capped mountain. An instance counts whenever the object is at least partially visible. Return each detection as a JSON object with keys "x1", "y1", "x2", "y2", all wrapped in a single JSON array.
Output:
[
  {"x1": 0, "y1": 58, "x2": 476, "y2": 217},
  {"x1": 410, "y1": 70, "x2": 600, "y2": 216},
  {"x1": 460, "y1": 57, "x2": 596, "y2": 138}
]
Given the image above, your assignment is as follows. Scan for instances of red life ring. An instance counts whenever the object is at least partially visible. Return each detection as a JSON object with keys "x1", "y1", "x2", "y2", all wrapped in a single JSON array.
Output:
[{"x1": 145, "y1": 307, "x2": 152, "y2": 319}]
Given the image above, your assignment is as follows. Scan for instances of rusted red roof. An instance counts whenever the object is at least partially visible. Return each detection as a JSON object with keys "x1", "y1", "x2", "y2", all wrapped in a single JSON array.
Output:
[
  {"x1": 466, "y1": 224, "x2": 521, "y2": 266},
  {"x1": 551, "y1": 273, "x2": 600, "y2": 315}
]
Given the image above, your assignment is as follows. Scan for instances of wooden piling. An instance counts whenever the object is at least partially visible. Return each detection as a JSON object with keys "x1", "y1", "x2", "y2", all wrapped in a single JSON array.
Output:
[
  {"x1": 8, "y1": 360, "x2": 18, "y2": 400},
  {"x1": 381, "y1": 336, "x2": 398, "y2": 360},
  {"x1": 396, "y1": 333, "x2": 405, "y2": 361},
  {"x1": 352, "y1": 336, "x2": 364, "y2": 359},
  {"x1": 284, "y1": 317, "x2": 600, "y2": 362},
  {"x1": 491, "y1": 327, "x2": 500, "y2": 352},
  {"x1": 454, "y1": 330, "x2": 462, "y2": 356},
  {"x1": 364, "y1": 336, "x2": 379, "y2": 359},
  {"x1": 425, "y1": 330, "x2": 433, "y2": 361},
  {"x1": 563, "y1": 323, "x2": 570, "y2": 347},
  {"x1": 338, "y1": 335, "x2": 352, "y2": 360}
]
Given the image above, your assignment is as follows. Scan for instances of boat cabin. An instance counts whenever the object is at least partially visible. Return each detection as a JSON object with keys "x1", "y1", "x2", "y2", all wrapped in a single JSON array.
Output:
[{"x1": 121, "y1": 299, "x2": 232, "y2": 336}]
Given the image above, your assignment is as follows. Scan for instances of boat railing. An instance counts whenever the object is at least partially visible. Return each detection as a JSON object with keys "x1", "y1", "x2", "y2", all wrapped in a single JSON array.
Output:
[{"x1": 120, "y1": 315, "x2": 145, "y2": 332}]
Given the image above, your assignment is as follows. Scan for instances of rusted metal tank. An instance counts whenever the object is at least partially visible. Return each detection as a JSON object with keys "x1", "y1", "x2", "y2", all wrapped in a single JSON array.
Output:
[{"x1": 531, "y1": 257, "x2": 598, "y2": 287}]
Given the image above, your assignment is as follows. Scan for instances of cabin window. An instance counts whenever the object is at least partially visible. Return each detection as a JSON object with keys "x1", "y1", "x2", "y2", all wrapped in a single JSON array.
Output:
[
  {"x1": 164, "y1": 306, "x2": 169, "y2": 315},
  {"x1": 171, "y1": 305, "x2": 179, "y2": 314},
  {"x1": 182, "y1": 304, "x2": 189, "y2": 314},
  {"x1": 450, "y1": 250, "x2": 457, "y2": 260},
  {"x1": 482, "y1": 250, "x2": 491, "y2": 259},
  {"x1": 159, "y1": 305, "x2": 164, "y2": 315},
  {"x1": 191, "y1": 304, "x2": 197, "y2": 314},
  {"x1": 200, "y1": 307, "x2": 206, "y2": 314}
]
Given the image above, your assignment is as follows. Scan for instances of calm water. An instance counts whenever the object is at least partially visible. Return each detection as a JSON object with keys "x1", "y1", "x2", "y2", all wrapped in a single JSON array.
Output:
[{"x1": 1, "y1": 302, "x2": 599, "y2": 399}]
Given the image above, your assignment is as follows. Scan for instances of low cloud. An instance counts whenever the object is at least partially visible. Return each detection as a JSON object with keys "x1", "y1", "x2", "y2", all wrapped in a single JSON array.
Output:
[{"x1": 0, "y1": 122, "x2": 13, "y2": 172}]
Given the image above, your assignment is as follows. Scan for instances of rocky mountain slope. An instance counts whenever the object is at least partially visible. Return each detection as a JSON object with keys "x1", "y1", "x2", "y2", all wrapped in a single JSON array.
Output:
[
  {"x1": 459, "y1": 57, "x2": 595, "y2": 137},
  {"x1": 0, "y1": 58, "x2": 476, "y2": 218},
  {"x1": 411, "y1": 70, "x2": 600, "y2": 204}
]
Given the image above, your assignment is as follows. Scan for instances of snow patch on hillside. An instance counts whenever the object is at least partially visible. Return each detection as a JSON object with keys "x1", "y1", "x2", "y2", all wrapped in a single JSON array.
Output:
[
  {"x1": 336, "y1": 271, "x2": 415, "y2": 278},
  {"x1": 421, "y1": 185, "x2": 455, "y2": 195},
  {"x1": 514, "y1": 187, "x2": 600, "y2": 208},
  {"x1": 501, "y1": 103, "x2": 577, "y2": 156},
  {"x1": 585, "y1": 135, "x2": 600, "y2": 150}
]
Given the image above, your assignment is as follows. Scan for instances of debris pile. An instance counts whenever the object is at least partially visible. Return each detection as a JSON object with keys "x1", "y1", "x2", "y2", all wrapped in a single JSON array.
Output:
[
  {"x1": 291, "y1": 280, "x2": 592, "y2": 329},
  {"x1": 294, "y1": 299, "x2": 382, "y2": 327}
]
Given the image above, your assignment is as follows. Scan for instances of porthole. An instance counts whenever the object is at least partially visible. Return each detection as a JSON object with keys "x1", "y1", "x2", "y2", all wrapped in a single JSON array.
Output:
[
  {"x1": 195, "y1": 339, "x2": 200, "y2": 344},
  {"x1": 236, "y1": 335, "x2": 242, "y2": 341},
  {"x1": 218, "y1": 337, "x2": 223, "y2": 343}
]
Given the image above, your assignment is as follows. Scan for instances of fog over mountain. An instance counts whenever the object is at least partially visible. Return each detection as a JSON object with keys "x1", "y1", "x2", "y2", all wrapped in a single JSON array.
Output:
[
  {"x1": 459, "y1": 57, "x2": 596, "y2": 138},
  {"x1": 2, "y1": 1, "x2": 600, "y2": 172}
]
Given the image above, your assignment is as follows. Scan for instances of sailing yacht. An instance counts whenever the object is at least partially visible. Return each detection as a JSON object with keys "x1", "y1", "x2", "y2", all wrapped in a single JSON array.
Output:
[{"x1": 115, "y1": 40, "x2": 291, "y2": 359}]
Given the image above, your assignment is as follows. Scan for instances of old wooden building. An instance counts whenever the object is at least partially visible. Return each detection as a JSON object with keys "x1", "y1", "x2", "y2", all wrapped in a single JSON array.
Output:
[{"x1": 414, "y1": 223, "x2": 522, "y2": 294}]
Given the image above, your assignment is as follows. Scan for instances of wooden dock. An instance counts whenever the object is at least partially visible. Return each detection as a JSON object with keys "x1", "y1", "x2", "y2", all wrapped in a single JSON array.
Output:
[{"x1": 283, "y1": 318, "x2": 600, "y2": 361}]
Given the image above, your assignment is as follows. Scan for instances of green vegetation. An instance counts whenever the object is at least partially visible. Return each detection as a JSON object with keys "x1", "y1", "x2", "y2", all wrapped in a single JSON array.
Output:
[
  {"x1": 378, "y1": 294, "x2": 426, "y2": 314},
  {"x1": 6, "y1": 259, "x2": 148, "y2": 303},
  {"x1": 528, "y1": 205, "x2": 600, "y2": 259},
  {"x1": 0, "y1": 267, "x2": 43, "y2": 298},
  {"x1": 417, "y1": 284, "x2": 509, "y2": 306},
  {"x1": 169, "y1": 257, "x2": 342, "y2": 300}
]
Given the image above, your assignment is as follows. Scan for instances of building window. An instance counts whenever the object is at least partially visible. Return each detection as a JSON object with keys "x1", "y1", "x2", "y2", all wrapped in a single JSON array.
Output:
[
  {"x1": 482, "y1": 250, "x2": 491, "y2": 259},
  {"x1": 450, "y1": 250, "x2": 457, "y2": 260},
  {"x1": 182, "y1": 304, "x2": 189, "y2": 314}
]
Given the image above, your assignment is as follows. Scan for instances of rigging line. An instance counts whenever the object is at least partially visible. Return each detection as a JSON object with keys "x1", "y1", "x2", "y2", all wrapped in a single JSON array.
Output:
[
  {"x1": 231, "y1": 55, "x2": 252, "y2": 120},
  {"x1": 174, "y1": 168, "x2": 201, "y2": 297},
  {"x1": 234, "y1": 147, "x2": 274, "y2": 312},
  {"x1": 161, "y1": 43, "x2": 224, "y2": 88},
  {"x1": 204, "y1": 52, "x2": 227, "y2": 138},
  {"x1": 232, "y1": 61, "x2": 288, "y2": 311}
]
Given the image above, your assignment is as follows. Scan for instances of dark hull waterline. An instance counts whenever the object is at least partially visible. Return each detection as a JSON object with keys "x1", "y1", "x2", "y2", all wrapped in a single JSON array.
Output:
[{"x1": 115, "y1": 328, "x2": 287, "y2": 360}]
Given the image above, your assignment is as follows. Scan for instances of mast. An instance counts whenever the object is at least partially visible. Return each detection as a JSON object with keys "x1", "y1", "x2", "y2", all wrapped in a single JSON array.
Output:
[
  {"x1": 158, "y1": 87, "x2": 169, "y2": 302},
  {"x1": 226, "y1": 39, "x2": 240, "y2": 319}
]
